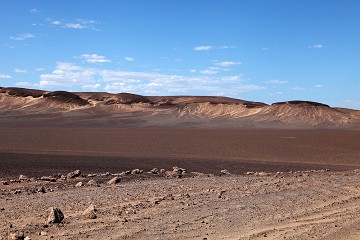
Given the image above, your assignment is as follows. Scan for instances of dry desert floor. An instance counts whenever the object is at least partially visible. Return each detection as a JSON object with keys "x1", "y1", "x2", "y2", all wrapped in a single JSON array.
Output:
[{"x1": 1, "y1": 127, "x2": 360, "y2": 239}]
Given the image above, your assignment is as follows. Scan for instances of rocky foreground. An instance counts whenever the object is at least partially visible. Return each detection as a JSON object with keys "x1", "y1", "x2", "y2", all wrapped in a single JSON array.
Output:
[{"x1": 2, "y1": 168, "x2": 360, "y2": 240}]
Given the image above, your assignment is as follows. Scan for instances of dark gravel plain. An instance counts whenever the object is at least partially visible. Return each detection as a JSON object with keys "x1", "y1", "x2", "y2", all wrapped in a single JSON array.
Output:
[{"x1": 1, "y1": 127, "x2": 359, "y2": 178}]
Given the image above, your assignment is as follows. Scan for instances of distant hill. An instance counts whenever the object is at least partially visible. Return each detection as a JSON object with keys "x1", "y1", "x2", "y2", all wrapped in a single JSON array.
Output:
[{"x1": 1, "y1": 87, "x2": 359, "y2": 129}]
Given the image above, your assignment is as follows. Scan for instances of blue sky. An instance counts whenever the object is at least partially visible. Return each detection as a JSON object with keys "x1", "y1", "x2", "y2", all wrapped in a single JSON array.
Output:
[{"x1": 1, "y1": 0, "x2": 360, "y2": 108}]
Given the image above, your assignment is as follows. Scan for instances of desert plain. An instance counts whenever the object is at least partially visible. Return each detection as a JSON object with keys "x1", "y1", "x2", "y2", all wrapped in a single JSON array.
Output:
[{"x1": 1, "y1": 87, "x2": 360, "y2": 239}]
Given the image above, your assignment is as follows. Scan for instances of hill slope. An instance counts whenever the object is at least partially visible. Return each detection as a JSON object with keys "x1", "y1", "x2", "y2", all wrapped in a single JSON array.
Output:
[{"x1": 0, "y1": 87, "x2": 359, "y2": 128}]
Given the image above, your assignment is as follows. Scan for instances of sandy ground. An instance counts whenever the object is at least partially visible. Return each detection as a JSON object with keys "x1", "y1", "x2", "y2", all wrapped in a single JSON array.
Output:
[
  {"x1": 2, "y1": 170, "x2": 360, "y2": 240},
  {"x1": 1, "y1": 127, "x2": 360, "y2": 239}
]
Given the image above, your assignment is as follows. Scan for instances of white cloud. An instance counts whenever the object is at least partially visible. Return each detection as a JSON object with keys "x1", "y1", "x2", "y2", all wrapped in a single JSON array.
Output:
[
  {"x1": 309, "y1": 44, "x2": 323, "y2": 49},
  {"x1": 219, "y1": 76, "x2": 243, "y2": 82},
  {"x1": 193, "y1": 45, "x2": 214, "y2": 51},
  {"x1": 80, "y1": 54, "x2": 111, "y2": 63},
  {"x1": 30, "y1": 8, "x2": 39, "y2": 13},
  {"x1": 50, "y1": 19, "x2": 98, "y2": 30},
  {"x1": 51, "y1": 21, "x2": 61, "y2": 25},
  {"x1": 215, "y1": 61, "x2": 241, "y2": 67},
  {"x1": 14, "y1": 68, "x2": 27, "y2": 73},
  {"x1": 315, "y1": 84, "x2": 324, "y2": 88},
  {"x1": 218, "y1": 45, "x2": 235, "y2": 49},
  {"x1": 35, "y1": 68, "x2": 45, "y2": 71},
  {"x1": 290, "y1": 87, "x2": 305, "y2": 91},
  {"x1": 64, "y1": 23, "x2": 86, "y2": 29},
  {"x1": 199, "y1": 69, "x2": 219, "y2": 75},
  {"x1": 82, "y1": 83, "x2": 101, "y2": 91},
  {"x1": 32, "y1": 62, "x2": 263, "y2": 96},
  {"x1": 193, "y1": 45, "x2": 235, "y2": 51},
  {"x1": 265, "y1": 79, "x2": 288, "y2": 84},
  {"x1": 16, "y1": 82, "x2": 33, "y2": 87},
  {"x1": 270, "y1": 91, "x2": 283, "y2": 95},
  {"x1": 10, "y1": 33, "x2": 35, "y2": 41},
  {"x1": 39, "y1": 62, "x2": 97, "y2": 88},
  {"x1": 0, "y1": 74, "x2": 12, "y2": 79},
  {"x1": 124, "y1": 56, "x2": 134, "y2": 62}
]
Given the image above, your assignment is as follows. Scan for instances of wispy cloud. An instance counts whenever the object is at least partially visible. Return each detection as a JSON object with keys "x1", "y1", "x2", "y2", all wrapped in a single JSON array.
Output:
[
  {"x1": 340, "y1": 100, "x2": 360, "y2": 110},
  {"x1": 64, "y1": 23, "x2": 87, "y2": 29},
  {"x1": 290, "y1": 87, "x2": 305, "y2": 91},
  {"x1": 215, "y1": 61, "x2": 241, "y2": 67},
  {"x1": 193, "y1": 45, "x2": 235, "y2": 51},
  {"x1": 265, "y1": 79, "x2": 288, "y2": 84},
  {"x1": 124, "y1": 56, "x2": 134, "y2": 62},
  {"x1": 30, "y1": 8, "x2": 39, "y2": 13},
  {"x1": 50, "y1": 19, "x2": 99, "y2": 30},
  {"x1": 218, "y1": 45, "x2": 235, "y2": 49},
  {"x1": 33, "y1": 62, "x2": 96, "y2": 88},
  {"x1": 51, "y1": 20, "x2": 61, "y2": 25},
  {"x1": 0, "y1": 74, "x2": 12, "y2": 79},
  {"x1": 15, "y1": 82, "x2": 33, "y2": 87},
  {"x1": 270, "y1": 91, "x2": 283, "y2": 95},
  {"x1": 21, "y1": 62, "x2": 264, "y2": 96},
  {"x1": 14, "y1": 68, "x2": 27, "y2": 73},
  {"x1": 82, "y1": 83, "x2": 101, "y2": 91},
  {"x1": 191, "y1": 61, "x2": 240, "y2": 75},
  {"x1": 199, "y1": 69, "x2": 219, "y2": 75},
  {"x1": 193, "y1": 45, "x2": 214, "y2": 51},
  {"x1": 315, "y1": 84, "x2": 324, "y2": 88},
  {"x1": 309, "y1": 44, "x2": 324, "y2": 49},
  {"x1": 35, "y1": 67, "x2": 45, "y2": 71},
  {"x1": 79, "y1": 54, "x2": 111, "y2": 63},
  {"x1": 10, "y1": 33, "x2": 35, "y2": 41}
]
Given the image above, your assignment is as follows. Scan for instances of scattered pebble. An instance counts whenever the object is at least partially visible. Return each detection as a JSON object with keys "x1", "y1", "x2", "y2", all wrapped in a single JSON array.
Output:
[{"x1": 75, "y1": 182, "x2": 83, "y2": 187}]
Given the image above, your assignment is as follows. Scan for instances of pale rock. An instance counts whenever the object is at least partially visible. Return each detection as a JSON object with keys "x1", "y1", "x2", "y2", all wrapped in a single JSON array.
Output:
[
  {"x1": 87, "y1": 179, "x2": 98, "y2": 186},
  {"x1": 67, "y1": 170, "x2": 81, "y2": 179},
  {"x1": 9, "y1": 231, "x2": 24, "y2": 240},
  {"x1": 47, "y1": 207, "x2": 64, "y2": 224},
  {"x1": 150, "y1": 168, "x2": 159, "y2": 174},
  {"x1": 19, "y1": 175, "x2": 28, "y2": 181},
  {"x1": 75, "y1": 182, "x2": 83, "y2": 187},
  {"x1": 107, "y1": 176, "x2": 121, "y2": 185},
  {"x1": 220, "y1": 169, "x2": 231, "y2": 175},
  {"x1": 83, "y1": 204, "x2": 97, "y2": 219}
]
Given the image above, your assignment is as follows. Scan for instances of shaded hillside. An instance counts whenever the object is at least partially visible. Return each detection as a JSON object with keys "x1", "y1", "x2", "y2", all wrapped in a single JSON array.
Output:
[
  {"x1": 273, "y1": 101, "x2": 330, "y2": 108},
  {"x1": 0, "y1": 87, "x2": 45, "y2": 98},
  {"x1": 43, "y1": 91, "x2": 89, "y2": 106}
]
